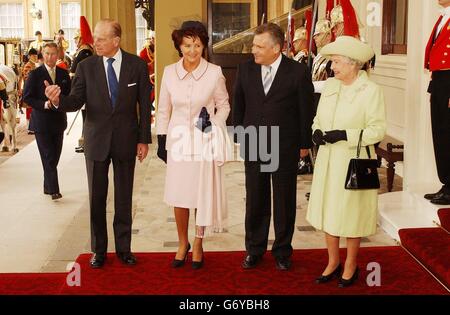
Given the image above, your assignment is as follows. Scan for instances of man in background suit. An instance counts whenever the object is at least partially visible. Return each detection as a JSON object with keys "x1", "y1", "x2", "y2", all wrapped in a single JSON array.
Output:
[
  {"x1": 424, "y1": 0, "x2": 450, "y2": 205},
  {"x1": 233, "y1": 23, "x2": 314, "y2": 271},
  {"x1": 23, "y1": 42, "x2": 71, "y2": 200},
  {"x1": 45, "y1": 19, "x2": 152, "y2": 268}
]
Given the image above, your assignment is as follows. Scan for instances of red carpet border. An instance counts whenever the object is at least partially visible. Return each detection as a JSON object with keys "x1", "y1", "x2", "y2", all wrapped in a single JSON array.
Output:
[{"x1": 399, "y1": 227, "x2": 450, "y2": 289}]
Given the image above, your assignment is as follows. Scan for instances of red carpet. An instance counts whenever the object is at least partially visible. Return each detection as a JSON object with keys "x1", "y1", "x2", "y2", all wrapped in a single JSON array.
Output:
[
  {"x1": 62, "y1": 246, "x2": 447, "y2": 295},
  {"x1": 1, "y1": 247, "x2": 447, "y2": 295},
  {"x1": 438, "y1": 208, "x2": 450, "y2": 231},
  {"x1": 399, "y1": 227, "x2": 450, "y2": 289}
]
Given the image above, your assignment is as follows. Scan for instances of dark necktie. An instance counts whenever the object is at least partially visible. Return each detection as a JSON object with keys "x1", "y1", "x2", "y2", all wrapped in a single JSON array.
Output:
[{"x1": 107, "y1": 58, "x2": 119, "y2": 108}]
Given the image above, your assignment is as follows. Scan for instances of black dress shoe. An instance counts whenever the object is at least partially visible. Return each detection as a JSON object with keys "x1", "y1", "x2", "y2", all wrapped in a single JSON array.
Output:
[
  {"x1": 338, "y1": 267, "x2": 359, "y2": 288},
  {"x1": 192, "y1": 250, "x2": 204, "y2": 270},
  {"x1": 117, "y1": 252, "x2": 137, "y2": 265},
  {"x1": 424, "y1": 188, "x2": 444, "y2": 200},
  {"x1": 75, "y1": 146, "x2": 84, "y2": 153},
  {"x1": 305, "y1": 192, "x2": 310, "y2": 201},
  {"x1": 297, "y1": 158, "x2": 313, "y2": 175},
  {"x1": 51, "y1": 193, "x2": 62, "y2": 200},
  {"x1": 90, "y1": 253, "x2": 106, "y2": 268},
  {"x1": 241, "y1": 254, "x2": 262, "y2": 269},
  {"x1": 430, "y1": 193, "x2": 450, "y2": 205},
  {"x1": 275, "y1": 256, "x2": 292, "y2": 271},
  {"x1": 172, "y1": 243, "x2": 190, "y2": 268},
  {"x1": 315, "y1": 264, "x2": 342, "y2": 284}
]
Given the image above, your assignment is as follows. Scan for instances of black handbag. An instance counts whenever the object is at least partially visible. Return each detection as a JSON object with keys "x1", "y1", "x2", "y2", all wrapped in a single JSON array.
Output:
[{"x1": 345, "y1": 130, "x2": 380, "y2": 190}]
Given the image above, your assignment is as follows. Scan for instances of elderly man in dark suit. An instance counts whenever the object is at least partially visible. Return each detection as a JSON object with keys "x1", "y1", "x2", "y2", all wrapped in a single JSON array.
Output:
[
  {"x1": 45, "y1": 19, "x2": 152, "y2": 268},
  {"x1": 233, "y1": 23, "x2": 314, "y2": 271},
  {"x1": 23, "y1": 42, "x2": 71, "y2": 200}
]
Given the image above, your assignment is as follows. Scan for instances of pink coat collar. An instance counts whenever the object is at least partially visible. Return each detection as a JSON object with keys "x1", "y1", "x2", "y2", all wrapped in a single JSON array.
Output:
[{"x1": 175, "y1": 57, "x2": 208, "y2": 81}]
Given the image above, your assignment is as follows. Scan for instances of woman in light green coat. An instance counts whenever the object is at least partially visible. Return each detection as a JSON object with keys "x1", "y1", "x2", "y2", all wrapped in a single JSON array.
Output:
[{"x1": 306, "y1": 36, "x2": 386, "y2": 288}]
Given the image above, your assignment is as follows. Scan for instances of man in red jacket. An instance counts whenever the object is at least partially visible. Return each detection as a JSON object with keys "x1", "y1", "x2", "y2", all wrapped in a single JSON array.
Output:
[{"x1": 424, "y1": 0, "x2": 450, "y2": 205}]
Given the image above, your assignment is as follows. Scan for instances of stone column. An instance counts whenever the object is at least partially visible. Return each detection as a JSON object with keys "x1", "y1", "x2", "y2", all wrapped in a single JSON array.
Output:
[
  {"x1": 81, "y1": 0, "x2": 137, "y2": 54},
  {"x1": 403, "y1": 0, "x2": 442, "y2": 193}
]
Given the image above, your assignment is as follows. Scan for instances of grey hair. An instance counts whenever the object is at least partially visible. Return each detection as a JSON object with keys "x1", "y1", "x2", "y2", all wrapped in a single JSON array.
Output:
[
  {"x1": 343, "y1": 56, "x2": 364, "y2": 70},
  {"x1": 254, "y1": 23, "x2": 284, "y2": 51}
]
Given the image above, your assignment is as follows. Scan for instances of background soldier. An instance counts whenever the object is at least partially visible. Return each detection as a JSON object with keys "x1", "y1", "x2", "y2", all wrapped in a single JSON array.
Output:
[
  {"x1": 19, "y1": 48, "x2": 39, "y2": 134},
  {"x1": 29, "y1": 31, "x2": 45, "y2": 54},
  {"x1": 139, "y1": 31, "x2": 156, "y2": 119},
  {"x1": 292, "y1": 27, "x2": 309, "y2": 64},
  {"x1": 423, "y1": 0, "x2": 450, "y2": 205}
]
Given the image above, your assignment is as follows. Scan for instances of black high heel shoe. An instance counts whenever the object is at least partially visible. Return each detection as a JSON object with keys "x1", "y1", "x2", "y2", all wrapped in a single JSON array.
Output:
[
  {"x1": 171, "y1": 243, "x2": 191, "y2": 268},
  {"x1": 338, "y1": 267, "x2": 359, "y2": 288},
  {"x1": 192, "y1": 249, "x2": 204, "y2": 270},
  {"x1": 315, "y1": 264, "x2": 342, "y2": 284}
]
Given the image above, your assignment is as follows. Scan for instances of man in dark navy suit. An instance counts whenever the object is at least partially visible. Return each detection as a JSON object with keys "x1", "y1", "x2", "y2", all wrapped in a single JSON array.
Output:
[
  {"x1": 233, "y1": 23, "x2": 314, "y2": 271},
  {"x1": 45, "y1": 19, "x2": 152, "y2": 268},
  {"x1": 23, "y1": 42, "x2": 71, "y2": 200}
]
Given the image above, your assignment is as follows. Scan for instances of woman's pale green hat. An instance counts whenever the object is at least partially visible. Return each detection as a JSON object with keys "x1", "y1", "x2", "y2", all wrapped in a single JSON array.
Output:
[{"x1": 320, "y1": 36, "x2": 375, "y2": 63}]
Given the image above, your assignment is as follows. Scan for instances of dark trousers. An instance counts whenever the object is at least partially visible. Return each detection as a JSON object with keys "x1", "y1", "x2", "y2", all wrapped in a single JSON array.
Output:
[
  {"x1": 244, "y1": 161, "x2": 298, "y2": 258},
  {"x1": 86, "y1": 156, "x2": 136, "y2": 254},
  {"x1": 35, "y1": 132, "x2": 63, "y2": 194},
  {"x1": 429, "y1": 70, "x2": 450, "y2": 192}
]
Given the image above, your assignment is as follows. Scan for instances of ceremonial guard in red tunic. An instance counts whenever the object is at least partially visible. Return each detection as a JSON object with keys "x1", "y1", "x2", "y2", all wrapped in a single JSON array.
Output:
[
  {"x1": 139, "y1": 31, "x2": 156, "y2": 121},
  {"x1": 423, "y1": 1, "x2": 450, "y2": 205}
]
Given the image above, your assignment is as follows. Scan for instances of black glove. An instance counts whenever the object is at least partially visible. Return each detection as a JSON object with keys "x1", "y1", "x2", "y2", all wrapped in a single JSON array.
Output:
[
  {"x1": 157, "y1": 135, "x2": 167, "y2": 164},
  {"x1": 323, "y1": 130, "x2": 347, "y2": 144},
  {"x1": 312, "y1": 129, "x2": 326, "y2": 145},
  {"x1": 0, "y1": 89, "x2": 9, "y2": 108},
  {"x1": 195, "y1": 107, "x2": 212, "y2": 133}
]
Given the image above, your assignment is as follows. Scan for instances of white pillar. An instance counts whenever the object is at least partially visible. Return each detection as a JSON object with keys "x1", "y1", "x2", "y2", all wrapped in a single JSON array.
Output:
[
  {"x1": 403, "y1": 0, "x2": 442, "y2": 193},
  {"x1": 41, "y1": 0, "x2": 50, "y2": 38}
]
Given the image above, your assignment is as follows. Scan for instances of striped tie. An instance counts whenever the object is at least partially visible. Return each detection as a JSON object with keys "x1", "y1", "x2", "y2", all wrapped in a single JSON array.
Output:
[
  {"x1": 49, "y1": 68, "x2": 56, "y2": 84},
  {"x1": 263, "y1": 66, "x2": 273, "y2": 95}
]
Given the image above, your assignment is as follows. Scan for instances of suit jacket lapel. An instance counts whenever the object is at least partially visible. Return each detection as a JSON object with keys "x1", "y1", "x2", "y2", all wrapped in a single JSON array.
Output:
[
  {"x1": 116, "y1": 50, "x2": 131, "y2": 110},
  {"x1": 95, "y1": 56, "x2": 113, "y2": 110},
  {"x1": 55, "y1": 67, "x2": 64, "y2": 85},
  {"x1": 250, "y1": 62, "x2": 265, "y2": 101},
  {"x1": 40, "y1": 66, "x2": 53, "y2": 84},
  {"x1": 265, "y1": 56, "x2": 287, "y2": 99}
]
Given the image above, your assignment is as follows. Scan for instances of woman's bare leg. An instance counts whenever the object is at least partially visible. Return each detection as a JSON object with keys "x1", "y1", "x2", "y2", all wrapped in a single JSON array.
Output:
[{"x1": 174, "y1": 207, "x2": 190, "y2": 260}]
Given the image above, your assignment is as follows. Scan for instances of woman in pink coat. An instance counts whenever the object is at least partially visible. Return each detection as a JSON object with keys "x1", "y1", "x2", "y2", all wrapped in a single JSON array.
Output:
[{"x1": 156, "y1": 21, "x2": 231, "y2": 269}]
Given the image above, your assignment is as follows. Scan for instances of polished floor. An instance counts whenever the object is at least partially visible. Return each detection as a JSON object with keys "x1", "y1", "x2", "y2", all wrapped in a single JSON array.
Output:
[{"x1": 0, "y1": 112, "x2": 398, "y2": 273}]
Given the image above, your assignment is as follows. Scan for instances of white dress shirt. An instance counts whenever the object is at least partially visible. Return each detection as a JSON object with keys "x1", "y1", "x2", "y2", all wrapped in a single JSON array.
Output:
[
  {"x1": 437, "y1": 6, "x2": 450, "y2": 38},
  {"x1": 261, "y1": 53, "x2": 282, "y2": 93},
  {"x1": 103, "y1": 49, "x2": 122, "y2": 97}
]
